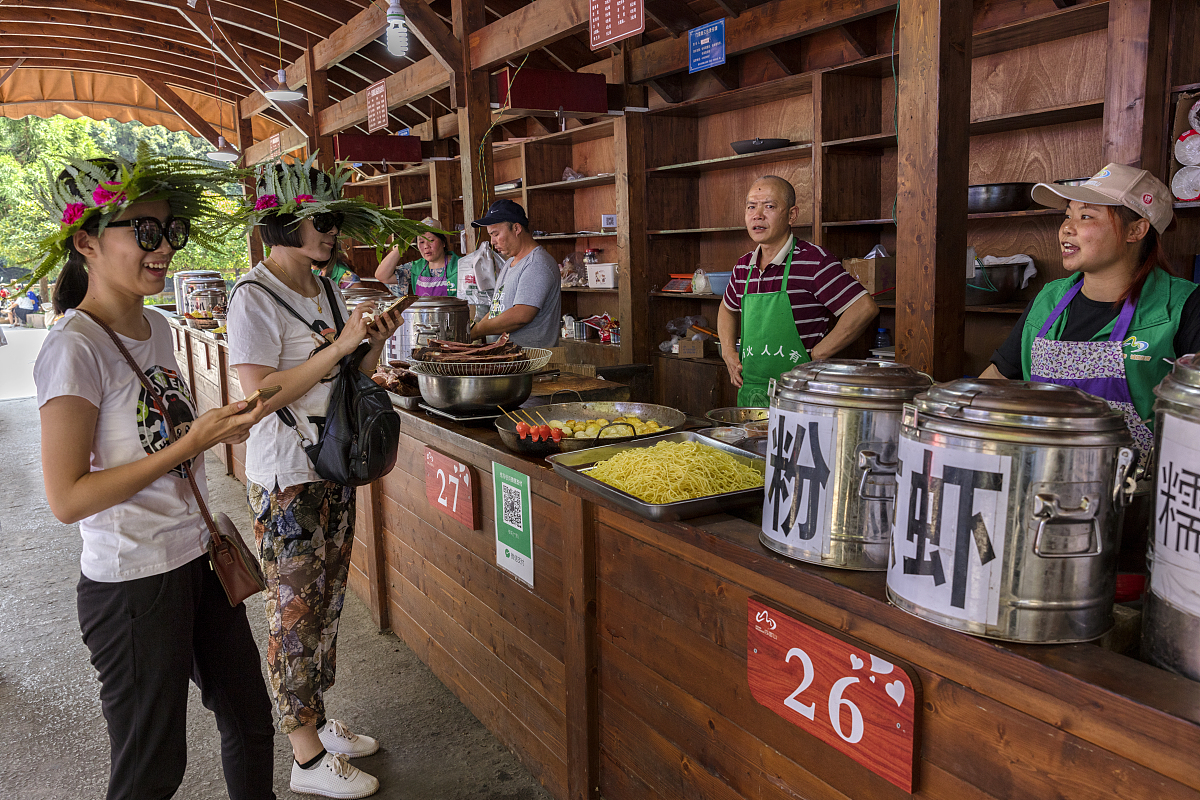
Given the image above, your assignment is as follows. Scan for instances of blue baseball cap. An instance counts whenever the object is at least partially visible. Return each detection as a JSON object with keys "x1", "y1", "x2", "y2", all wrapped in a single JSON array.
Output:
[{"x1": 472, "y1": 198, "x2": 528, "y2": 228}]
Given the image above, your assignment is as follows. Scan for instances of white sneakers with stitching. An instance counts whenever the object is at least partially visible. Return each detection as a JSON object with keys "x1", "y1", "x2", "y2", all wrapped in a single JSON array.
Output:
[
  {"x1": 318, "y1": 719, "x2": 380, "y2": 758},
  {"x1": 289, "y1": 752, "x2": 379, "y2": 799}
]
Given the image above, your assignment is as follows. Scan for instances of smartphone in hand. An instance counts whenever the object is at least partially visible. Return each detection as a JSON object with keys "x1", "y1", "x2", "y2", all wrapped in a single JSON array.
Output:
[
  {"x1": 238, "y1": 385, "x2": 282, "y2": 414},
  {"x1": 371, "y1": 296, "x2": 414, "y2": 332}
]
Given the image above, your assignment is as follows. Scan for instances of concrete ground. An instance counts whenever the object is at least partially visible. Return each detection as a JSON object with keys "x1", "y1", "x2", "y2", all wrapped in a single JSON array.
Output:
[{"x1": 0, "y1": 325, "x2": 553, "y2": 800}]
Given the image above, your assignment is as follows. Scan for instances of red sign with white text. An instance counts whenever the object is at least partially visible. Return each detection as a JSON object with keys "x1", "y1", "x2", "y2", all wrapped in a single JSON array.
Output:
[
  {"x1": 589, "y1": 0, "x2": 644, "y2": 50},
  {"x1": 366, "y1": 80, "x2": 389, "y2": 133},
  {"x1": 747, "y1": 598, "x2": 919, "y2": 793},
  {"x1": 425, "y1": 447, "x2": 479, "y2": 530}
]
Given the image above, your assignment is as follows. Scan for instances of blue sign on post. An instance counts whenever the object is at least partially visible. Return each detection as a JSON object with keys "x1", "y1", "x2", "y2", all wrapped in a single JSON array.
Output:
[{"x1": 688, "y1": 18, "x2": 726, "y2": 74}]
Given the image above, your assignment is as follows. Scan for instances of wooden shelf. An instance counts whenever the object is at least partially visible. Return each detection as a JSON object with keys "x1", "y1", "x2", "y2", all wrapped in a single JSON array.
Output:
[
  {"x1": 391, "y1": 200, "x2": 433, "y2": 212},
  {"x1": 556, "y1": 337, "x2": 620, "y2": 350},
  {"x1": 823, "y1": 52, "x2": 898, "y2": 79},
  {"x1": 648, "y1": 143, "x2": 812, "y2": 175},
  {"x1": 650, "y1": 71, "x2": 815, "y2": 118},
  {"x1": 650, "y1": 291, "x2": 723, "y2": 300},
  {"x1": 970, "y1": 100, "x2": 1104, "y2": 136},
  {"x1": 526, "y1": 174, "x2": 615, "y2": 192},
  {"x1": 822, "y1": 218, "x2": 895, "y2": 227},
  {"x1": 1173, "y1": 82, "x2": 1200, "y2": 95},
  {"x1": 823, "y1": 132, "x2": 897, "y2": 150},
  {"x1": 561, "y1": 287, "x2": 618, "y2": 294},
  {"x1": 529, "y1": 118, "x2": 615, "y2": 146},
  {"x1": 972, "y1": 1, "x2": 1109, "y2": 58},
  {"x1": 967, "y1": 208, "x2": 1060, "y2": 220},
  {"x1": 653, "y1": 351, "x2": 726, "y2": 367},
  {"x1": 1175, "y1": 201, "x2": 1200, "y2": 210},
  {"x1": 877, "y1": 300, "x2": 1025, "y2": 314},
  {"x1": 536, "y1": 231, "x2": 618, "y2": 240},
  {"x1": 648, "y1": 224, "x2": 811, "y2": 235}
]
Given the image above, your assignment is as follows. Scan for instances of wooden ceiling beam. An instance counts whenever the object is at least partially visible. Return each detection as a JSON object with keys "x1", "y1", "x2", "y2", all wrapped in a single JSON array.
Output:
[
  {"x1": 711, "y1": 0, "x2": 745, "y2": 17},
  {"x1": 393, "y1": 0, "x2": 462, "y2": 76},
  {"x1": 0, "y1": 58, "x2": 26, "y2": 89},
  {"x1": 317, "y1": 55, "x2": 449, "y2": 135},
  {"x1": 628, "y1": 0, "x2": 896, "y2": 82},
  {"x1": 138, "y1": 74, "x2": 222, "y2": 145},
  {"x1": 0, "y1": 7, "x2": 211, "y2": 49},
  {"x1": 643, "y1": 0, "x2": 702, "y2": 38},
  {"x1": 468, "y1": 0, "x2": 588, "y2": 72}
]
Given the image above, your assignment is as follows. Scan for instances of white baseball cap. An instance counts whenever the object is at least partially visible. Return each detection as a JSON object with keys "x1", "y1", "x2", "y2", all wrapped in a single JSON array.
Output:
[{"x1": 1032, "y1": 163, "x2": 1173, "y2": 234}]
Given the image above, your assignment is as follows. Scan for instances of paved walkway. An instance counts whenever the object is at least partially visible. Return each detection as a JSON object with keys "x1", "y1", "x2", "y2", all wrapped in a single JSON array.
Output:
[{"x1": 0, "y1": 329, "x2": 551, "y2": 800}]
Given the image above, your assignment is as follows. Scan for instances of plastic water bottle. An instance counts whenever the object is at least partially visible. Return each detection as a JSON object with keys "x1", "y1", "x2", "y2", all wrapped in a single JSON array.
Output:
[{"x1": 873, "y1": 327, "x2": 892, "y2": 348}]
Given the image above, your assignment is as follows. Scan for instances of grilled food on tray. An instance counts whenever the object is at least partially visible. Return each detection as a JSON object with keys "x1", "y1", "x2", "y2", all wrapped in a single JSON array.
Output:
[
  {"x1": 372, "y1": 362, "x2": 421, "y2": 397},
  {"x1": 411, "y1": 332, "x2": 525, "y2": 364}
]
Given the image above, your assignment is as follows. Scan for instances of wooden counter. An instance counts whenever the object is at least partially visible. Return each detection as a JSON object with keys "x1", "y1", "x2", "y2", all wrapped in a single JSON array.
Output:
[{"x1": 358, "y1": 409, "x2": 1200, "y2": 800}]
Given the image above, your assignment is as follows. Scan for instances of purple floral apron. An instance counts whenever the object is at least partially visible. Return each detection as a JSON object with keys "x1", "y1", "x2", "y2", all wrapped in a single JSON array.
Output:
[
  {"x1": 1029, "y1": 281, "x2": 1153, "y2": 463},
  {"x1": 414, "y1": 264, "x2": 450, "y2": 296}
]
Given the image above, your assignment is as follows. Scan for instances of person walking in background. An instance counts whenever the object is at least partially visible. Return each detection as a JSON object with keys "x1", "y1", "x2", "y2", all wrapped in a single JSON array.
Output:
[{"x1": 32, "y1": 151, "x2": 275, "y2": 800}]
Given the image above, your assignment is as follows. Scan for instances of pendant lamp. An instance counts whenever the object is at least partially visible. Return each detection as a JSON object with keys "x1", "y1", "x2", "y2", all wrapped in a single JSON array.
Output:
[
  {"x1": 386, "y1": 0, "x2": 409, "y2": 58},
  {"x1": 208, "y1": 136, "x2": 241, "y2": 162},
  {"x1": 263, "y1": 0, "x2": 305, "y2": 101},
  {"x1": 205, "y1": 8, "x2": 242, "y2": 163}
]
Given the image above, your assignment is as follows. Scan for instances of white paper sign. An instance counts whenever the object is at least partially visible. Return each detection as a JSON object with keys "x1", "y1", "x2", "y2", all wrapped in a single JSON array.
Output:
[
  {"x1": 888, "y1": 436, "x2": 1012, "y2": 627},
  {"x1": 1152, "y1": 415, "x2": 1200, "y2": 616},
  {"x1": 763, "y1": 406, "x2": 836, "y2": 559}
]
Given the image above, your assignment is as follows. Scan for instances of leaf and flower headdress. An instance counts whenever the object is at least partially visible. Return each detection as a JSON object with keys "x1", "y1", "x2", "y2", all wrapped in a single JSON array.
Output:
[
  {"x1": 31, "y1": 143, "x2": 238, "y2": 284},
  {"x1": 233, "y1": 153, "x2": 439, "y2": 252}
]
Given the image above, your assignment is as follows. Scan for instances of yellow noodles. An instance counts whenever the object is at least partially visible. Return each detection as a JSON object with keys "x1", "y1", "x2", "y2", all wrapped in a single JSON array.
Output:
[{"x1": 587, "y1": 441, "x2": 764, "y2": 504}]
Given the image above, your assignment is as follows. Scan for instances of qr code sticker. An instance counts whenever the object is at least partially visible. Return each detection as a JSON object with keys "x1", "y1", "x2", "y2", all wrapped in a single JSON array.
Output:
[{"x1": 501, "y1": 482, "x2": 523, "y2": 529}]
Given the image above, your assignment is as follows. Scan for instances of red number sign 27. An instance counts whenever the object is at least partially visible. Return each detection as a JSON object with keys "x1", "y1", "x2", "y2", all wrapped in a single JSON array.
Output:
[
  {"x1": 424, "y1": 447, "x2": 479, "y2": 530},
  {"x1": 747, "y1": 598, "x2": 919, "y2": 793}
]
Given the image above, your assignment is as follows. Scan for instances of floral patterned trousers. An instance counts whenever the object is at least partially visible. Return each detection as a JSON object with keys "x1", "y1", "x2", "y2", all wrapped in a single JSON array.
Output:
[{"x1": 248, "y1": 479, "x2": 356, "y2": 734}]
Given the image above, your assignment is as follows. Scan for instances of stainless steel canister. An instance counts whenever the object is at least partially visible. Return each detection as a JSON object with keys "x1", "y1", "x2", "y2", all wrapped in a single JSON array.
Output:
[
  {"x1": 1144, "y1": 354, "x2": 1200, "y2": 680},
  {"x1": 886, "y1": 380, "x2": 1137, "y2": 643},
  {"x1": 173, "y1": 270, "x2": 221, "y2": 312},
  {"x1": 762, "y1": 360, "x2": 932, "y2": 570},
  {"x1": 387, "y1": 296, "x2": 471, "y2": 363},
  {"x1": 182, "y1": 278, "x2": 227, "y2": 315}
]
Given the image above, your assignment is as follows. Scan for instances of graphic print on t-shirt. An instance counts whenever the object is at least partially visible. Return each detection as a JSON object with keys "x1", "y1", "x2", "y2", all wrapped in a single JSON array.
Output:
[{"x1": 136, "y1": 365, "x2": 197, "y2": 478}]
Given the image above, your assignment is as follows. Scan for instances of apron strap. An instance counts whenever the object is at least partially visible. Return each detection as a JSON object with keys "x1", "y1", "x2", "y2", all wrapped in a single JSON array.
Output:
[
  {"x1": 1035, "y1": 278, "x2": 1139, "y2": 343},
  {"x1": 1109, "y1": 296, "x2": 1137, "y2": 342},
  {"x1": 1036, "y1": 280, "x2": 1083, "y2": 338}
]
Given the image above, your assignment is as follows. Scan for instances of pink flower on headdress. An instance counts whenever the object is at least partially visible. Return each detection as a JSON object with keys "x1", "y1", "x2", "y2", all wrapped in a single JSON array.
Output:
[
  {"x1": 61, "y1": 203, "x2": 87, "y2": 225},
  {"x1": 255, "y1": 194, "x2": 280, "y2": 211},
  {"x1": 295, "y1": 194, "x2": 314, "y2": 204},
  {"x1": 92, "y1": 181, "x2": 125, "y2": 206}
]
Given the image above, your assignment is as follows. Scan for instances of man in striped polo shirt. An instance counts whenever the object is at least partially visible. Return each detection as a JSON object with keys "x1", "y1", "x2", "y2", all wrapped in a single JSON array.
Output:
[{"x1": 717, "y1": 175, "x2": 878, "y2": 406}]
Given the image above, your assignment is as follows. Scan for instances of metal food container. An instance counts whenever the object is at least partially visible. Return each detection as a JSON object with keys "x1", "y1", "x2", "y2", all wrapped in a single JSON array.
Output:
[
  {"x1": 177, "y1": 273, "x2": 224, "y2": 314},
  {"x1": 387, "y1": 296, "x2": 472, "y2": 364},
  {"x1": 173, "y1": 270, "x2": 221, "y2": 308},
  {"x1": 547, "y1": 431, "x2": 766, "y2": 522},
  {"x1": 762, "y1": 360, "x2": 932, "y2": 570},
  {"x1": 1144, "y1": 354, "x2": 1200, "y2": 680},
  {"x1": 416, "y1": 372, "x2": 532, "y2": 413},
  {"x1": 886, "y1": 379, "x2": 1137, "y2": 643}
]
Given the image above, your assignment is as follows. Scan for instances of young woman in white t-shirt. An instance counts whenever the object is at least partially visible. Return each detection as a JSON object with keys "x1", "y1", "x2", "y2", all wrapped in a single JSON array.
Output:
[
  {"x1": 33, "y1": 158, "x2": 276, "y2": 800},
  {"x1": 227, "y1": 163, "x2": 403, "y2": 799}
]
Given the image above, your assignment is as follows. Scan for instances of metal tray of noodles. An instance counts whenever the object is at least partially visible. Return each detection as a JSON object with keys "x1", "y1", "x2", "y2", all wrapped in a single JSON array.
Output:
[{"x1": 547, "y1": 431, "x2": 766, "y2": 522}]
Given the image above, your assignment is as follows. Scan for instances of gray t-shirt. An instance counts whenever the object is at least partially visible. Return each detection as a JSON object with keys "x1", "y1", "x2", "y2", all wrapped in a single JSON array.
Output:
[{"x1": 491, "y1": 245, "x2": 561, "y2": 348}]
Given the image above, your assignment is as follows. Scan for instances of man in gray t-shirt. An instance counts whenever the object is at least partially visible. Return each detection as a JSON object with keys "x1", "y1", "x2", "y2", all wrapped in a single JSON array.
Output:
[{"x1": 468, "y1": 199, "x2": 562, "y2": 348}]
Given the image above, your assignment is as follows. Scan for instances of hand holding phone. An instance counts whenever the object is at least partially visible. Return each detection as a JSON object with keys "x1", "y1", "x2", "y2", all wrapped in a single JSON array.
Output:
[
  {"x1": 238, "y1": 384, "x2": 282, "y2": 414},
  {"x1": 371, "y1": 296, "x2": 415, "y2": 333}
]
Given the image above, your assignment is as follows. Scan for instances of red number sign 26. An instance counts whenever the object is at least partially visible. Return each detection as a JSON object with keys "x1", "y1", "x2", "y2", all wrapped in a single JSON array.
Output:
[{"x1": 747, "y1": 598, "x2": 919, "y2": 793}]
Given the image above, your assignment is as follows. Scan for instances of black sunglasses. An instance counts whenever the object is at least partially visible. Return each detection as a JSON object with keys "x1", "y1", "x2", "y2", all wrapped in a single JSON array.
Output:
[
  {"x1": 311, "y1": 212, "x2": 345, "y2": 234},
  {"x1": 106, "y1": 216, "x2": 191, "y2": 252}
]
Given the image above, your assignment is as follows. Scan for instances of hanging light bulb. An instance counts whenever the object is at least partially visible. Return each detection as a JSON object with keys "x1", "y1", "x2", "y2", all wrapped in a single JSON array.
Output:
[
  {"x1": 207, "y1": 135, "x2": 241, "y2": 163},
  {"x1": 263, "y1": 68, "x2": 304, "y2": 102},
  {"x1": 386, "y1": 0, "x2": 409, "y2": 58}
]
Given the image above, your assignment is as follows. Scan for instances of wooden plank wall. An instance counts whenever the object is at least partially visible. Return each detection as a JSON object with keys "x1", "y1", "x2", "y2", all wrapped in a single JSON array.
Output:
[{"x1": 376, "y1": 426, "x2": 570, "y2": 799}]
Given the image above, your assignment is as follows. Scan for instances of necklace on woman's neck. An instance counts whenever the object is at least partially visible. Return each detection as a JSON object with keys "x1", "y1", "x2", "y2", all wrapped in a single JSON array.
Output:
[{"x1": 266, "y1": 257, "x2": 323, "y2": 313}]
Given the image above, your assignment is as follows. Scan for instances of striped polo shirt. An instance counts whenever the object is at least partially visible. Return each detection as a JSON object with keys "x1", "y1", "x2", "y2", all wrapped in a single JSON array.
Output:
[{"x1": 721, "y1": 235, "x2": 869, "y2": 351}]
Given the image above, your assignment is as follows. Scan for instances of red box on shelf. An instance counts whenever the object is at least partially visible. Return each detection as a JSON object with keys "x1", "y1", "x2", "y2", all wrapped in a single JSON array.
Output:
[
  {"x1": 494, "y1": 67, "x2": 607, "y2": 116},
  {"x1": 333, "y1": 133, "x2": 423, "y2": 164}
]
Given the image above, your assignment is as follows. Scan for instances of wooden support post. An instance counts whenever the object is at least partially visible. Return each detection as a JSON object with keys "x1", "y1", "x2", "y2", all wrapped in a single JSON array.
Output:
[
  {"x1": 453, "y1": 0, "x2": 494, "y2": 252},
  {"x1": 810, "y1": 71, "x2": 826, "y2": 248},
  {"x1": 562, "y1": 488, "x2": 599, "y2": 800},
  {"x1": 305, "y1": 46, "x2": 335, "y2": 169},
  {"x1": 357, "y1": 481, "x2": 390, "y2": 632},
  {"x1": 895, "y1": 0, "x2": 971, "y2": 380},
  {"x1": 430, "y1": 159, "x2": 457, "y2": 226},
  {"x1": 614, "y1": 39, "x2": 650, "y2": 365},
  {"x1": 235, "y1": 99, "x2": 263, "y2": 268},
  {"x1": 1101, "y1": 0, "x2": 1170, "y2": 170}
]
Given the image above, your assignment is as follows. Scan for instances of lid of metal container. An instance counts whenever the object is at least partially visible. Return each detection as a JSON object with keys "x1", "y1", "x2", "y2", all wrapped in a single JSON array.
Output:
[
  {"x1": 775, "y1": 359, "x2": 932, "y2": 401},
  {"x1": 403, "y1": 296, "x2": 470, "y2": 309},
  {"x1": 174, "y1": 270, "x2": 221, "y2": 277},
  {"x1": 914, "y1": 378, "x2": 1127, "y2": 432},
  {"x1": 1155, "y1": 353, "x2": 1200, "y2": 403}
]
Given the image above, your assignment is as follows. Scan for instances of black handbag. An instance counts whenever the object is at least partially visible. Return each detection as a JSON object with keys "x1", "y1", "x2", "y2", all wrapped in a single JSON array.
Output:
[{"x1": 232, "y1": 277, "x2": 401, "y2": 487}]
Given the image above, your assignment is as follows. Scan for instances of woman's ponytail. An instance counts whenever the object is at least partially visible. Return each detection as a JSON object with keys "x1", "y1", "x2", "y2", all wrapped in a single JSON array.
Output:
[{"x1": 53, "y1": 240, "x2": 89, "y2": 314}]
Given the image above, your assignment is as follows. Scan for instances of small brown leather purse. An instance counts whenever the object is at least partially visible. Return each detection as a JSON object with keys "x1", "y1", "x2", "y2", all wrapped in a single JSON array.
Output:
[{"x1": 80, "y1": 310, "x2": 267, "y2": 606}]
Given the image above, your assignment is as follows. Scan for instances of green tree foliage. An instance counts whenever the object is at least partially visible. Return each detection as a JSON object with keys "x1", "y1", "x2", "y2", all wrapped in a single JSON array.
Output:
[{"x1": 0, "y1": 115, "x2": 250, "y2": 281}]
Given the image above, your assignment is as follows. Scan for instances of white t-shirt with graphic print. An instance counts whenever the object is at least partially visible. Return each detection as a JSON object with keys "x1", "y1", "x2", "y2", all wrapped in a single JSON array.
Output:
[
  {"x1": 34, "y1": 309, "x2": 209, "y2": 583},
  {"x1": 226, "y1": 263, "x2": 349, "y2": 492}
]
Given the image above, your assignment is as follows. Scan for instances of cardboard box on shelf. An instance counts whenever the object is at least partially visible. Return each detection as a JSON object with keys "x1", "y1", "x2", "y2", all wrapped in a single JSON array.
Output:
[{"x1": 842, "y1": 256, "x2": 895, "y2": 296}]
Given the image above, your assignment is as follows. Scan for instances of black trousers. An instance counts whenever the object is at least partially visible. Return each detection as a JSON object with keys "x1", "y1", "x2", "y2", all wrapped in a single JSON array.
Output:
[{"x1": 77, "y1": 554, "x2": 276, "y2": 800}]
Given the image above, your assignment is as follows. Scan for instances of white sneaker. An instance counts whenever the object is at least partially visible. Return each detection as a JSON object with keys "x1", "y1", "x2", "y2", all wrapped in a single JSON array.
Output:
[
  {"x1": 289, "y1": 752, "x2": 379, "y2": 799},
  {"x1": 318, "y1": 719, "x2": 379, "y2": 758}
]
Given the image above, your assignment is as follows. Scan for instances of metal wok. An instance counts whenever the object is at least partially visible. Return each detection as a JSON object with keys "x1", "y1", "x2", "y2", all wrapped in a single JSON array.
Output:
[{"x1": 496, "y1": 400, "x2": 687, "y2": 456}]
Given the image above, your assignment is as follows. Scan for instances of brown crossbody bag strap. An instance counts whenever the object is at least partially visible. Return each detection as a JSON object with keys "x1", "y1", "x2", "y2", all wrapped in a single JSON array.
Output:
[{"x1": 77, "y1": 309, "x2": 266, "y2": 605}]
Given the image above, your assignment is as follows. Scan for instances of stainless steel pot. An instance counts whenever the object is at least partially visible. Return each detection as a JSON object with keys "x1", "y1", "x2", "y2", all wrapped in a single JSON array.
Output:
[
  {"x1": 886, "y1": 379, "x2": 1137, "y2": 643},
  {"x1": 387, "y1": 296, "x2": 472, "y2": 364},
  {"x1": 762, "y1": 360, "x2": 932, "y2": 570},
  {"x1": 173, "y1": 270, "x2": 221, "y2": 308},
  {"x1": 417, "y1": 372, "x2": 532, "y2": 413},
  {"x1": 1144, "y1": 354, "x2": 1200, "y2": 680},
  {"x1": 178, "y1": 274, "x2": 225, "y2": 314}
]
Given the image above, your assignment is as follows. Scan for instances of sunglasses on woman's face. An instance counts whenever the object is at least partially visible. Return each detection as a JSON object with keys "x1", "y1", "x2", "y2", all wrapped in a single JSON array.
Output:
[
  {"x1": 311, "y1": 212, "x2": 344, "y2": 234},
  {"x1": 106, "y1": 216, "x2": 191, "y2": 252}
]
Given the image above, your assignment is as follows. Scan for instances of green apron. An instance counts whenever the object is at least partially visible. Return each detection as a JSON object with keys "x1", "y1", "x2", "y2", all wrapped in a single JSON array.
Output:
[{"x1": 737, "y1": 247, "x2": 810, "y2": 406}]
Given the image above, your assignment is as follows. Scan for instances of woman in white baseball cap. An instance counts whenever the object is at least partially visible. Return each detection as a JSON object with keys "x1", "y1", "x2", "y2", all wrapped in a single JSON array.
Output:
[{"x1": 984, "y1": 162, "x2": 1200, "y2": 462}]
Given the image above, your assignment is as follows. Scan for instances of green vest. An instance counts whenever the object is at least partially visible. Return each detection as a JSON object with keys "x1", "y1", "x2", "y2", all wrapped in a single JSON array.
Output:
[{"x1": 1020, "y1": 268, "x2": 1198, "y2": 428}]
